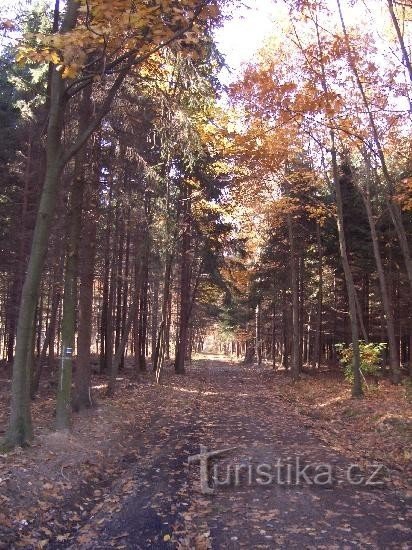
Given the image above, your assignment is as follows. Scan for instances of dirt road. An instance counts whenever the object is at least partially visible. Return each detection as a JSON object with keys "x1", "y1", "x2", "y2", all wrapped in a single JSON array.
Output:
[{"x1": 66, "y1": 359, "x2": 410, "y2": 549}]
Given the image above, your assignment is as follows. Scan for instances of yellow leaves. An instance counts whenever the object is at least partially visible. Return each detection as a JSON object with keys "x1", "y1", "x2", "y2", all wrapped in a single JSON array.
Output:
[
  {"x1": 49, "y1": 51, "x2": 61, "y2": 64},
  {"x1": 61, "y1": 65, "x2": 80, "y2": 79},
  {"x1": 221, "y1": 266, "x2": 250, "y2": 294},
  {"x1": 15, "y1": 49, "x2": 29, "y2": 66},
  {"x1": 193, "y1": 198, "x2": 225, "y2": 219},
  {"x1": 306, "y1": 203, "x2": 335, "y2": 225},
  {"x1": 16, "y1": 46, "x2": 59, "y2": 67},
  {"x1": 15, "y1": 0, "x2": 222, "y2": 82},
  {"x1": 16, "y1": 29, "x2": 85, "y2": 78}
]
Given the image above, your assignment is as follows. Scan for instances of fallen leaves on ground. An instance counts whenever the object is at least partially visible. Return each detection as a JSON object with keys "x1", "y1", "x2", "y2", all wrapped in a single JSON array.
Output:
[
  {"x1": 273, "y1": 369, "x2": 412, "y2": 490},
  {"x1": 0, "y1": 358, "x2": 410, "y2": 549}
]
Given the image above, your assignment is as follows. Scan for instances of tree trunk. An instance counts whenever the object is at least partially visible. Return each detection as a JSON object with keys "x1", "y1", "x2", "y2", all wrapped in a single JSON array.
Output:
[
  {"x1": 334, "y1": 159, "x2": 363, "y2": 397},
  {"x1": 56, "y1": 87, "x2": 92, "y2": 430},
  {"x1": 151, "y1": 272, "x2": 160, "y2": 363},
  {"x1": 281, "y1": 288, "x2": 289, "y2": 371},
  {"x1": 107, "y1": 297, "x2": 138, "y2": 396},
  {"x1": 3, "y1": 75, "x2": 66, "y2": 446},
  {"x1": 31, "y1": 262, "x2": 62, "y2": 398},
  {"x1": 287, "y1": 214, "x2": 300, "y2": 380},
  {"x1": 138, "y1": 228, "x2": 150, "y2": 372},
  {"x1": 120, "y1": 216, "x2": 131, "y2": 370},
  {"x1": 256, "y1": 303, "x2": 262, "y2": 365},
  {"x1": 313, "y1": 223, "x2": 323, "y2": 368},
  {"x1": 362, "y1": 169, "x2": 401, "y2": 383},
  {"x1": 73, "y1": 154, "x2": 99, "y2": 410},
  {"x1": 315, "y1": 15, "x2": 362, "y2": 397},
  {"x1": 153, "y1": 251, "x2": 174, "y2": 379},
  {"x1": 271, "y1": 293, "x2": 277, "y2": 370},
  {"x1": 175, "y1": 186, "x2": 191, "y2": 375},
  {"x1": 387, "y1": 0, "x2": 412, "y2": 84}
]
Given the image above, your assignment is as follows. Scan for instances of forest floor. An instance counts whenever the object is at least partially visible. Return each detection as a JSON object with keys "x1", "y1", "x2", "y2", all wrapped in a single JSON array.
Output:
[{"x1": 0, "y1": 356, "x2": 411, "y2": 549}]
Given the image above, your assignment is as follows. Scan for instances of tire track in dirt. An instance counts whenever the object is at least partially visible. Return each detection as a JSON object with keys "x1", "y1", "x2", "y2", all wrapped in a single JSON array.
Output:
[{"x1": 69, "y1": 368, "x2": 211, "y2": 549}]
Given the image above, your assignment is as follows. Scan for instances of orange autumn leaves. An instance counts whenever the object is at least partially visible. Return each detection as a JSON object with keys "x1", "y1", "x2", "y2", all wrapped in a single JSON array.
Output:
[{"x1": 228, "y1": 0, "x2": 411, "y2": 230}]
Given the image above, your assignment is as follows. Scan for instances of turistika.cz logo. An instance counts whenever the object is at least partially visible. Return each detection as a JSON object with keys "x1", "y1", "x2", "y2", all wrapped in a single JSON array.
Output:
[{"x1": 188, "y1": 445, "x2": 386, "y2": 495}]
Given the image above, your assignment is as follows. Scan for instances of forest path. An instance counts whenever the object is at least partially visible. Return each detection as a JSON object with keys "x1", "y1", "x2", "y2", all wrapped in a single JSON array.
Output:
[{"x1": 70, "y1": 358, "x2": 411, "y2": 549}]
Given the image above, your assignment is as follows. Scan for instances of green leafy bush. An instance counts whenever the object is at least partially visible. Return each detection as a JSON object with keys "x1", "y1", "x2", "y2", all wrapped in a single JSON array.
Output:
[{"x1": 336, "y1": 341, "x2": 386, "y2": 385}]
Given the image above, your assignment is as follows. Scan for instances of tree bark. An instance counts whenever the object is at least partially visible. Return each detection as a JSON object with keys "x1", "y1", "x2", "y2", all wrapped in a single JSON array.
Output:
[
  {"x1": 153, "y1": 251, "x2": 174, "y2": 379},
  {"x1": 30, "y1": 259, "x2": 62, "y2": 398},
  {"x1": 138, "y1": 224, "x2": 150, "y2": 372},
  {"x1": 281, "y1": 288, "x2": 289, "y2": 371},
  {"x1": 3, "y1": 67, "x2": 67, "y2": 446},
  {"x1": 175, "y1": 185, "x2": 192, "y2": 375},
  {"x1": 73, "y1": 148, "x2": 99, "y2": 410},
  {"x1": 271, "y1": 290, "x2": 277, "y2": 370},
  {"x1": 287, "y1": 214, "x2": 300, "y2": 380},
  {"x1": 313, "y1": 223, "x2": 323, "y2": 368},
  {"x1": 151, "y1": 272, "x2": 160, "y2": 364},
  {"x1": 56, "y1": 87, "x2": 92, "y2": 430},
  {"x1": 256, "y1": 303, "x2": 262, "y2": 365},
  {"x1": 362, "y1": 162, "x2": 401, "y2": 383}
]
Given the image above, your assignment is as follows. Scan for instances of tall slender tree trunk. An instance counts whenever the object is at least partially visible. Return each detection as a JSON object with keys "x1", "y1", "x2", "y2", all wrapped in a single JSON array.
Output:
[
  {"x1": 298, "y1": 254, "x2": 305, "y2": 369},
  {"x1": 120, "y1": 216, "x2": 131, "y2": 370},
  {"x1": 333, "y1": 159, "x2": 363, "y2": 397},
  {"x1": 73, "y1": 149, "x2": 99, "y2": 410},
  {"x1": 256, "y1": 303, "x2": 262, "y2": 365},
  {"x1": 362, "y1": 164, "x2": 400, "y2": 383},
  {"x1": 287, "y1": 214, "x2": 300, "y2": 380},
  {"x1": 99, "y1": 179, "x2": 114, "y2": 373},
  {"x1": 366, "y1": 200, "x2": 400, "y2": 383},
  {"x1": 3, "y1": 64, "x2": 68, "y2": 447},
  {"x1": 153, "y1": 251, "x2": 174, "y2": 378},
  {"x1": 105, "y1": 225, "x2": 117, "y2": 377},
  {"x1": 151, "y1": 273, "x2": 160, "y2": 364},
  {"x1": 56, "y1": 88, "x2": 92, "y2": 430},
  {"x1": 313, "y1": 223, "x2": 323, "y2": 368},
  {"x1": 6, "y1": 135, "x2": 34, "y2": 365},
  {"x1": 114, "y1": 221, "x2": 125, "y2": 359},
  {"x1": 100, "y1": 241, "x2": 111, "y2": 372},
  {"x1": 387, "y1": 0, "x2": 412, "y2": 84},
  {"x1": 315, "y1": 16, "x2": 363, "y2": 397},
  {"x1": 31, "y1": 258, "x2": 63, "y2": 398},
  {"x1": 138, "y1": 227, "x2": 150, "y2": 372},
  {"x1": 281, "y1": 288, "x2": 289, "y2": 371},
  {"x1": 107, "y1": 297, "x2": 138, "y2": 397},
  {"x1": 175, "y1": 186, "x2": 191, "y2": 375},
  {"x1": 271, "y1": 291, "x2": 277, "y2": 370}
]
